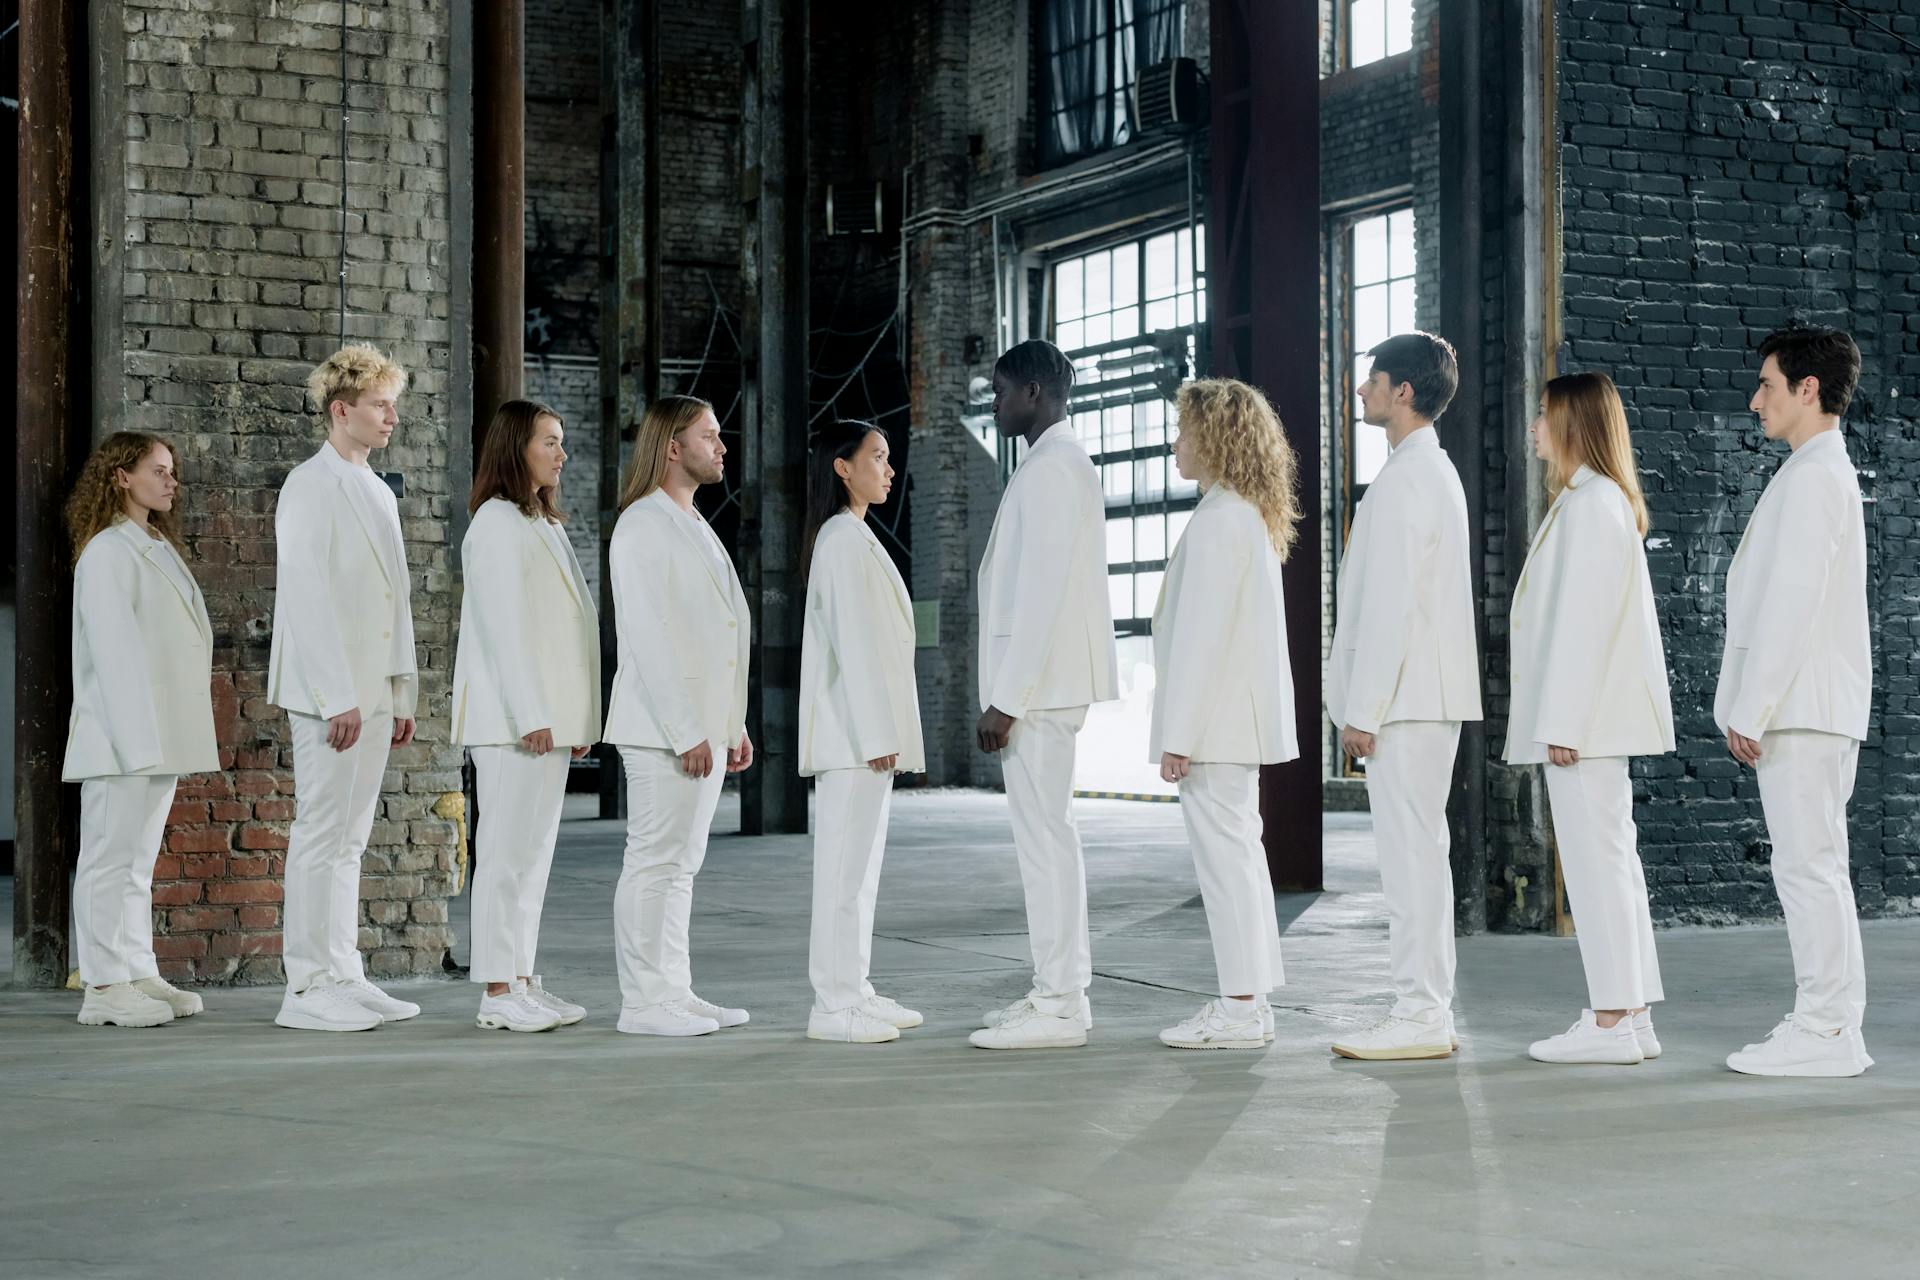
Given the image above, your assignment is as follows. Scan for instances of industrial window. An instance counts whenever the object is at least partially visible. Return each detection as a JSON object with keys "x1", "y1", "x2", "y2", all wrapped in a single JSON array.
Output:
[
  {"x1": 1346, "y1": 0, "x2": 1412, "y2": 69},
  {"x1": 1038, "y1": 0, "x2": 1185, "y2": 168}
]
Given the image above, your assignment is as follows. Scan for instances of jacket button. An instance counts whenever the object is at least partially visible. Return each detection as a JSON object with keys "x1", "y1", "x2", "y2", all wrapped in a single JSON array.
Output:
[{"x1": 727, "y1": 620, "x2": 737, "y2": 629}]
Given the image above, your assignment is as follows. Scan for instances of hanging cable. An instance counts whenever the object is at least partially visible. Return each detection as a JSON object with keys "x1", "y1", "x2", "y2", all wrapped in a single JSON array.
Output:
[{"x1": 337, "y1": 4, "x2": 349, "y2": 344}]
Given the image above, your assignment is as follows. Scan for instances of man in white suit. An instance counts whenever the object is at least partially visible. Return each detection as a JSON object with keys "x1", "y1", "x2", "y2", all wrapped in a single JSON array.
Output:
[
  {"x1": 268, "y1": 346, "x2": 421, "y2": 1032},
  {"x1": 1719, "y1": 326, "x2": 1874, "y2": 1078},
  {"x1": 1325, "y1": 332, "x2": 1483, "y2": 1061},
  {"x1": 970, "y1": 339, "x2": 1119, "y2": 1050}
]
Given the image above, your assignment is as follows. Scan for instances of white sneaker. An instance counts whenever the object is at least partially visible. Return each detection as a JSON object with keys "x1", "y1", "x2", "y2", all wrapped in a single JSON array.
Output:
[
  {"x1": 858, "y1": 994, "x2": 923, "y2": 1029},
  {"x1": 1331, "y1": 1012, "x2": 1453, "y2": 1061},
  {"x1": 617, "y1": 1000, "x2": 721, "y2": 1037},
  {"x1": 78, "y1": 983, "x2": 175, "y2": 1028},
  {"x1": 1632, "y1": 1009, "x2": 1661, "y2": 1059},
  {"x1": 1258, "y1": 996, "x2": 1275, "y2": 1043},
  {"x1": 275, "y1": 981, "x2": 382, "y2": 1032},
  {"x1": 1160, "y1": 999, "x2": 1267, "y2": 1050},
  {"x1": 969, "y1": 1003, "x2": 1087, "y2": 1050},
  {"x1": 1529, "y1": 1010, "x2": 1644, "y2": 1065},
  {"x1": 983, "y1": 991, "x2": 1091, "y2": 1028},
  {"x1": 132, "y1": 976, "x2": 203, "y2": 1018},
  {"x1": 476, "y1": 984, "x2": 562, "y2": 1033},
  {"x1": 1726, "y1": 1015, "x2": 1870, "y2": 1078},
  {"x1": 808, "y1": 1007, "x2": 901, "y2": 1043},
  {"x1": 682, "y1": 991, "x2": 749, "y2": 1028},
  {"x1": 338, "y1": 976, "x2": 421, "y2": 1022},
  {"x1": 525, "y1": 975, "x2": 586, "y2": 1026}
]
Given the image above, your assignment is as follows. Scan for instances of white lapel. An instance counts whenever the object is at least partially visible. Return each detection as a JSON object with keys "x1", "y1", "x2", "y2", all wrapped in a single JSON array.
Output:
[
  {"x1": 653, "y1": 489, "x2": 734, "y2": 613},
  {"x1": 530, "y1": 513, "x2": 586, "y2": 611},
  {"x1": 858, "y1": 519, "x2": 913, "y2": 632},
  {"x1": 1514, "y1": 468, "x2": 1587, "y2": 604},
  {"x1": 325, "y1": 449, "x2": 400, "y2": 589},
  {"x1": 1733, "y1": 430, "x2": 1843, "y2": 567},
  {"x1": 121, "y1": 521, "x2": 211, "y2": 647}
]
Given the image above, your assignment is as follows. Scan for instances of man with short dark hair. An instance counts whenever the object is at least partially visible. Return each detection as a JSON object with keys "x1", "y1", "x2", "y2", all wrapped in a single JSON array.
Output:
[
  {"x1": 1718, "y1": 325, "x2": 1873, "y2": 1077},
  {"x1": 1326, "y1": 331, "x2": 1483, "y2": 1061},
  {"x1": 970, "y1": 339, "x2": 1118, "y2": 1050}
]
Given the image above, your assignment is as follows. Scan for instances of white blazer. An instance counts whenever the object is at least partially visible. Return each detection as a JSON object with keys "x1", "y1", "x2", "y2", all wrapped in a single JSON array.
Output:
[
  {"x1": 1714, "y1": 429, "x2": 1870, "y2": 742},
  {"x1": 451, "y1": 498, "x2": 602, "y2": 747},
  {"x1": 602, "y1": 489, "x2": 751, "y2": 754},
  {"x1": 1504, "y1": 466, "x2": 1674, "y2": 763},
  {"x1": 63, "y1": 519, "x2": 220, "y2": 781},
  {"x1": 1148, "y1": 486, "x2": 1298, "y2": 765},
  {"x1": 799, "y1": 512, "x2": 925, "y2": 776},
  {"x1": 976, "y1": 421, "x2": 1118, "y2": 715},
  {"x1": 267, "y1": 443, "x2": 418, "y2": 721},
  {"x1": 1326, "y1": 427, "x2": 1483, "y2": 734}
]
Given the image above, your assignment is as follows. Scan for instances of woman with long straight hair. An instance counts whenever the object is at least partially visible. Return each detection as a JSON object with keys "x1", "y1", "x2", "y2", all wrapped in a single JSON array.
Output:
[
  {"x1": 62, "y1": 432, "x2": 220, "y2": 1027},
  {"x1": 797, "y1": 420, "x2": 925, "y2": 1044},
  {"x1": 452, "y1": 399, "x2": 601, "y2": 1032},
  {"x1": 1507, "y1": 371, "x2": 1675, "y2": 1065},
  {"x1": 1148, "y1": 380, "x2": 1300, "y2": 1050}
]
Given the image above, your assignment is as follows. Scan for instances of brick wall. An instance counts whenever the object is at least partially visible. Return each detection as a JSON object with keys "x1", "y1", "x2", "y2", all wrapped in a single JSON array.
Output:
[
  {"x1": 112, "y1": 0, "x2": 460, "y2": 982},
  {"x1": 1555, "y1": 0, "x2": 1920, "y2": 921}
]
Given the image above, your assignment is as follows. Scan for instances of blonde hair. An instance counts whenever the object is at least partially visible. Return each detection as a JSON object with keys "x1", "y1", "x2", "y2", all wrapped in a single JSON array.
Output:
[
  {"x1": 617, "y1": 394, "x2": 714, "y2": 511},
  {"x1": 307, "y1": 344, "x2": 409, "y2": 416},
  {"x1": 1173, "y1": 379, "x2": 1302, "y2": 561},
  {"x1": 64, "y1": 432, "x2": 182, "y2": 560},
  {"x1": 1542, "y1": 371, "x2": 1650, "y2": 536}
]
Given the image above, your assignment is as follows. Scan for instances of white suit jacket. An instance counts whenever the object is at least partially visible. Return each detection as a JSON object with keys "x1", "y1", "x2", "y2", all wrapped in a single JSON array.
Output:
[
  {"x1": 267, "y1": 443, "x2": 418, "y2": 721},
  {"x1": 1148, "y1": 486, "x2": 1298, "y2": 765},
  {"x1": 451, "y1": 498, "x2": 602, "y2": 747},
  {"x1": 1326, "y1": 427, "x2": 1483, "y2": 734},
  {"x1": 1714, "y1": 429, "x2": 1870, "y2": 741},
  {"x1": 603, "y1": 489, "x2": 752, "y2": 754},
  {"x1": 799, "y1": 512, "x2": 925, "y2": 776},
  {"x1": 1504, "y1": 466, "x2": 1674, "y2": 763},
  {"x1": 976, "y1": 421, "x2": 1118, "y2": 715},
  {"x1": 63, "y1": 519, "x2": 220, "y2": 781}
]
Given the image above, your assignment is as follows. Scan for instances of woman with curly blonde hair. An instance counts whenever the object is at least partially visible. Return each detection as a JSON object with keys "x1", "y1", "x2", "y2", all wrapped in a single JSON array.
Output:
[
  {"x1": 1147, "y1": 379, "x2": 1302, "y2": 1050},
  {"x1": 61, "y1": 432, "x2": 219, "y2": 1028}
]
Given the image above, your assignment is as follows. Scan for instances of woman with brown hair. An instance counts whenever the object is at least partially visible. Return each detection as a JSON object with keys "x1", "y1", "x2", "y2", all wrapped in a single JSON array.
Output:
[
  {"x1": 1148, "y1": 379, "x2": 1300, "y2": 1050},
  {"x1": 62, "y1": 431, "x2": 219, "y2": 1027},
  {"x1": 1506, "y1": 371, "x2": 1675, "y2": 1066},
  {"x1": 451, "y1": 399, "x2": 601, "y2": 1033}
]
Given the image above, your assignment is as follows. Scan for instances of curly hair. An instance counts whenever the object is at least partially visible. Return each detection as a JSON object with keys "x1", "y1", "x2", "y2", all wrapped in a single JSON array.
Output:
[
  {"x1": 1174, "y1": 379, "x2": 1302, "y2": 561},
  {"x1": 64, "y1": 431, "x2": 183, "y2": 561},
  {"x1": 307, "y1": 344, "x2": 408, "y2": 416}
]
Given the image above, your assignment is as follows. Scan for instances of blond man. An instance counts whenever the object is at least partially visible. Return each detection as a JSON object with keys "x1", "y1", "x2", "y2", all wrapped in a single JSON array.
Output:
[{"x1": 269, "y1": 346, "x2": 421, "y2": 1032}]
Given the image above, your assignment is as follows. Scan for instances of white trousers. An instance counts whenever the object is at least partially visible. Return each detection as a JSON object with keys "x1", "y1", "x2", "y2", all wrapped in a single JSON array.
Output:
[
  {"x1": 73, "y1": 774, "x2": 178, "y2": 987},
  {"x1": 1367, "y1": 721, "x2": 1462, "y2": 1019},
  {"x1": 1001, "y1": 705, "x2": 1091, "y2": 1015},
  {"x1": 1757, "y1": 729, "x2": 1865, "y2": 1033},
  {"x1": 1178, "y1": 763, "x2": 1284, "y2": 995},
  {"x1": 1545, "y1": 755, "x2": 1663, "y2": 1010},
  {"x1": 809, "y1": 767, "x2": 894, "y2": 1012},
  {"x1": 469, "y1": 744, "x2": 571, "y2": 984},
  {"x1": 284, "y1": 711, "x2": 392, "y2": 992},
  {"x1": 614, "y1": 746, "x2": 725, "y2": 1008}
]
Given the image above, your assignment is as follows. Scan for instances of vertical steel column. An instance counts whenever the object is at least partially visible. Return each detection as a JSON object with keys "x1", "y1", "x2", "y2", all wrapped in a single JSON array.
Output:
[
  {"x1": 1209, "y1": 0, "x2": 1323, "y2": 889},
  {"x1": 474, "y1": 0, "x2": 526, "y2": 446}
]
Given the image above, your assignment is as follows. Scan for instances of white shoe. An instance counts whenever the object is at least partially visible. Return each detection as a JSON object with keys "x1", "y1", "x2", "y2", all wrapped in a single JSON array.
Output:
[
  {"x1": 1258, "y1": 996, "x2": 1275, "y2": 1043},
  {"x1": 1726, "y1": 1015, "x2": 1870, "y2": 1078},
  {"x1": 1529, "y1": 1010, "x2": 1644, "y2": 1065},
  {"x1": 525, "y1": 975, "x2": 586, "y2": 1026},
  {"x1": 1331, "y1": 1012, "x2": 1453, "y2": 1061},
  {"x1": 131, "y1": 976, "x2": 203, "y2": 1018},
  {"x1": 476, "y1": 984, "x2": 562, "y2": 1033},
  {"x1": 1632, "y1": 1009, "x2": 1661, "y2": 1059},
  {"x1": 808, "y1": 1007, "x2": 901, "y2": 1043},
  {"x1": 78, "y1": 983, "x2": 175, "y2": 1028},
  {"x1": 275, "y1": 981, "x2": 382, "y2": 1032},
  {"x1": 983, "y1": 991, "x2": 1091, "y2": 1028},
  {"x1": 1160, "y1": 999, "x2": 1267, "y2": 1050},
  {"x1": 969, "y1": 1003, "x2": 1087, "y2": 1050},
  {"x1": 682, "y1": 991, "x2": 749, "y2": 1028},
  {"x1": 617, "y1": 1000, "x2": 721, "y2": 1037},
  {"x1": 337, "y1": 976, "x2": 420, "y2": 1022},
  {"x1": 858, "y1": 994, "x2": 923, "y2": 1029}
]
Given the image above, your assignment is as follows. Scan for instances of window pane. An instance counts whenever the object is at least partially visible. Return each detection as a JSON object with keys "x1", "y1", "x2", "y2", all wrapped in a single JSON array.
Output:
[
  {"x1": 1075, "y1": 411, "x2": 1102, "y2": 448},
  {"x1": 1388, "y1": 210, "x2": 1415, "y2": 280},
  {"x1": 1386, "y1": 0, "x2": 1413, "y2": 56},
  {"x1": 1350, "y1": 0, "x2": 1386, "y2": 66},
  {"x1": 1353, "y1": 283, "x2": 1390, "y2": 353},
  {"x1": 1107, "y1": 517, "x2": 1133, "y2": 566},
  {"x1": 1086, "y1": 311, "x2": 1112, "y2": 346},
  {"x1": 1354, "y1": 421, "x2": 1391, "y2": 486},
  {"x1": 1134, "y1": 398, "x2": 1165, "y2": 447},
  {"x1": 1169, "y1": 469, "x2": 1199, "y2": 499},
  {"x1": 1109, "y1": 573, "x2": 1134, "y2": 621},
  {"x1": 1111, "y1": 242, "x2": 1139, "y2": 308},
  {"x1": 1085, "y1": 251, "x2": 1112, "y2": 316},
  {"x1": 1111, "y1": 303, "x2": 1141, "y2": 342},
  {"x1": 1134, "y1": 454, "x2": 1166, "y2": 501},
  {"x1": 1175, "y1": 232, "x2": 1194, "y2": 292},
  {"x1": 1352, "y1": 215, "x2": 1389, "y2": 286},
  {"x1": 1104, "y1": 404, "x2": 1131, "y2": 453},
  {"x1": 1146, "y1": 298, "x2": 1176, "y2": 332},
  {"x1": 1135, "y1": 571, "x2": 1164, "y2": 618},
  {"x1": 1057, "y1": 318, "x2": 1085, "y2": 351},
  {"x1": 1135, "y1": 513, "x2": 1166, "y2": 562},
  {"x1": 1104, "y1": 460, "x2": 1133, "y2": 501},
  {"x1": 1389, "y1": 277, "x2": 1416, "y2": 333},
  {"x1": 1145, "y1": 232, "x2": 1175, "y2": 300},
  {"x1": 1168, "y1": 509, "x2": 1191, "y2": 547},
  {"x1": 1055, "y1": 258, "x2": 1083, "y2": 322}
]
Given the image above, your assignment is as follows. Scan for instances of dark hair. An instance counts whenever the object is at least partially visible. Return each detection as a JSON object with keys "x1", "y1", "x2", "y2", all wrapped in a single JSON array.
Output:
[
  {"x1": 801, "y1": 420, "x2": 889, "y2": 577},
  {"x1": 992, "y1": 338, "x2": 1076, "y2": 402},
  {"x1": 470, "y1": 398, "x2": 566, "y2": 520},
  {"x1": 1366, "y1": 331, "x2": 1459, "y2": 419},
  {"x1": 1758, "y1": 326, "x2": 1860, "y2": 416}
]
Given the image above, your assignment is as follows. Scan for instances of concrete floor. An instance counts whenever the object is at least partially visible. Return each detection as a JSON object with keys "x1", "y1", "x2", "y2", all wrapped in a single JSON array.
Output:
[{"x1": 2, "y1": 792, "x2": 1915, "y2": 1279}]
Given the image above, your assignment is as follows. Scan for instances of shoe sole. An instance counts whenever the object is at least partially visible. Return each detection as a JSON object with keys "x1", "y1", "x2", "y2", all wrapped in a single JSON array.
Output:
[
  {"x1": 969, "y1": 1033, "x2": 1088, "y2": 1050},
  {"x1": 365, "y1": 1006, "x2": 420, "y2": 1022},
  {"x1": 78, "y1": 1012, "x2": 172, "y2": 1028},
  {"x1": 476, "y1": 1014, "x2": 559, "y2": 1033},
  {"x1": 879, "y1": 1014, "x2": 925, "y2": 1029},
  {"x1": 617, "y1": 1024, "x2": 718, "y2": 1037},
  {"x1": 1529, "y1": 1053, "x2": 1642, "y2": 1065},
  {"x1": 1162, "y1": 1037, "x2": 1266, "y2": 1050},
  {"x1": 1331, "y1": 1042, "x2": 1453, "y2": 1061},
  {"x1": 1726, "y1": 1058, "x2": 1868, "y2": 1078},
  {"x1": 274, "y1": 1012, "x2": 380, "y2": 1032},
  {"x1": 807, "y1": 1029, "x2": 900, "y2": 1044}
]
